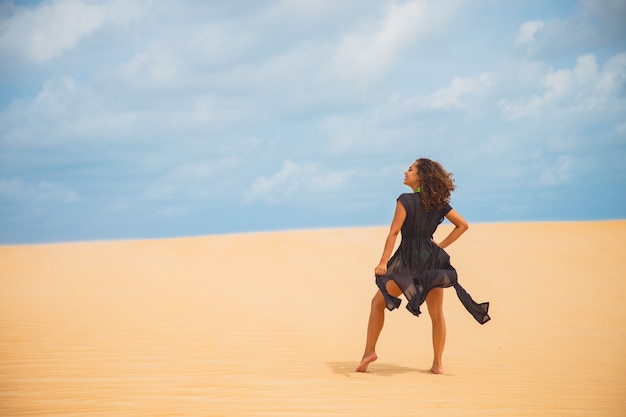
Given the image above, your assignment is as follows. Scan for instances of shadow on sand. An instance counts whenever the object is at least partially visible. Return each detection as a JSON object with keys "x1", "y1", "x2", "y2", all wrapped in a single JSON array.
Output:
[{"x1": 327, "y1": 361, "x2": 432, "y2": 377}]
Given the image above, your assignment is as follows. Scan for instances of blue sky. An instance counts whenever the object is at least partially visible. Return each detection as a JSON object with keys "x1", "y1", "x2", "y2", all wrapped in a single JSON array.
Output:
[{"x1": 0, "y1": 0, "x2": 625, "y2": 244}]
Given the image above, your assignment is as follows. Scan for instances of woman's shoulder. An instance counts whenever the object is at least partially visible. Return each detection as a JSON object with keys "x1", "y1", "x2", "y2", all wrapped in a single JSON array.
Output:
[
  {"x1": 397, "y1": 192, "x2": 420, "y2": 207},
  {"x1": 397, "y1": 192, "x2": 418, "y2": 200}
]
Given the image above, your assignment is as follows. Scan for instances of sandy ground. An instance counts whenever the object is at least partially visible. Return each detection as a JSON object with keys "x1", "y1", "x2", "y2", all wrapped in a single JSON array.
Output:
[{"x1": 1, "y1": 221, "x2": 625, "y2": 417}]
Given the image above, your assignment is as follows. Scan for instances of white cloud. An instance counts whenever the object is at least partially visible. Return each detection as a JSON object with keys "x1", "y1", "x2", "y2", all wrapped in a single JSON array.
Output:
[
  {"x1": 597, "y1": 52, "x2": 626, "y2": 95},
  {"x1": 515, "y1": 20, "x2": 545, "y2": 46},
  {"x1": 0, "y1": 177, "x2": 79, "y2": 203},
  {"x1": 0, "y1": 75, "x2": 243, "y2": 148},
  {"x1": 143, "y1": 159, "x2": 241, "y2": 201},
  {"x1": 32, "y1": 77, "x2": 83, "y2": 118},
  {"x1": 123, "y1": 43, "x2": 181, "y2": 86},
  {"x1": 143, "y1": 183, "x2": 176, "y2": 201},
  {"x1": 0, "y1": 77, "x2": 113, "y2": 147},
  {"x1": 510, "y1": 0, "x2": 626, "y2": 60},
  {"x1": 320, "y1": 115, "x2": 383, "y2": 155},
  {"x1": 203, "y1": 40, "x2": 329, "y2": 96},
  {"x1": 318, "y1": 72, "x2": 494, "y2": 157},
  {"x1": 499, "y1": 52, "x2": 626, "y2": 120},
  {"x1": 148, "y1": 205, "x2": 189, "y2": 219},
  {"x1": 246, "y1": 160, "x2": 352, "y2": 204},
  {"x1": 189, "y1": 24, "x2": 257, "y2": 70},
  {"x1": 543, "y1": 54, "x2": 601, "y2": 99},
  {"x1": 0, "y1": 0, "x2": 141, "y2": 63},
  {"x1": 265, "y1": 0, "x2": 350, "y2": 20},
  {"x1": 36, "y1": 182, "x2": 80, "y2": 203},
  {"x1": 419, "y1": 73, "x2": 493, "y2": 109},
  {"x1": 332, "y1": 0, "x2": 458, "y2": 82},
  {"x1": 537, "y1": 155, "x2": 571, "y2": 187}
]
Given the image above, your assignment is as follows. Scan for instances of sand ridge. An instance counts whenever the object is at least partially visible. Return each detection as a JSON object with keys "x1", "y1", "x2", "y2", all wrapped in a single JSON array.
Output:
[{"x1": 1, "y1": 221, "x2": 625, "y2": 416}]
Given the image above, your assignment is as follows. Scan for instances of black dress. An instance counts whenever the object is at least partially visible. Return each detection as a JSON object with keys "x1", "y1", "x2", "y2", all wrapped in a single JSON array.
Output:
[{"x1": 376, "y1": 193, "x2": 490, "y2": 324}]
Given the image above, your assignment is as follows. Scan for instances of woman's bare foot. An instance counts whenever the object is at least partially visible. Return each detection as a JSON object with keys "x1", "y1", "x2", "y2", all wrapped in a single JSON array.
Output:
[
  {"x1": 430, "y1": 364, "x2": 445, "y2": 374},
  {"x1": 355, "y1": 352, "x2": 377, "y2": 372}
]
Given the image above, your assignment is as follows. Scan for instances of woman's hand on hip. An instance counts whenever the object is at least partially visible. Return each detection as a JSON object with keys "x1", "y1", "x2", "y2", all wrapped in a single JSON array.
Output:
[{"x1": 375, "y1": 262, "x2": 387, "y2": 276}]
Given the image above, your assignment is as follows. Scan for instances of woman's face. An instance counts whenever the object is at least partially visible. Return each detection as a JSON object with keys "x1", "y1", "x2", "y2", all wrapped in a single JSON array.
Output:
[{"x1": 404, "y1": 162, "x2": 421, "y2": 190}]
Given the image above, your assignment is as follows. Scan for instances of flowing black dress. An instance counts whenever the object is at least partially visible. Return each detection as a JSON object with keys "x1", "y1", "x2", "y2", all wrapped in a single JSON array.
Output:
[{"x1": 376, "y1": 193, "x2": 490, "y2": 324}]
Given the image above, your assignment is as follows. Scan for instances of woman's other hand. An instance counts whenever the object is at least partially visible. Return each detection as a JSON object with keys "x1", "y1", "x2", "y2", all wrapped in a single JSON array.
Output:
[{"x1": 375, "y1": 263, "x2": 387, "y2": 276}]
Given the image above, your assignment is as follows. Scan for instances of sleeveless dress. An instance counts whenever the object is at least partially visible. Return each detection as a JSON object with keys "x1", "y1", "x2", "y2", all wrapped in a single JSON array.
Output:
[{"x1": 376, "y1": 193, "x2": 490, "y2": 324}]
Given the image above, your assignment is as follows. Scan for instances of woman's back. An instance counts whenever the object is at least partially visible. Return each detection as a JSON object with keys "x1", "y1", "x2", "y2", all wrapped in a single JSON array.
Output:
[{"x1": 398, "y1": 193, "x2": 451, "y2": 239}]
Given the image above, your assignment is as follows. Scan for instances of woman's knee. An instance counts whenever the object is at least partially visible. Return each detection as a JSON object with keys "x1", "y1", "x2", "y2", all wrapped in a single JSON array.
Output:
[
  {"x1": 428, "y1": 307, "x2": 445, "y2": 322},
  {"x1": 426, "y1": 288, "x2": 445, "y2": 320},
  {"x1": 371, "y1": 292, "x2": 386, "y2": 309}
]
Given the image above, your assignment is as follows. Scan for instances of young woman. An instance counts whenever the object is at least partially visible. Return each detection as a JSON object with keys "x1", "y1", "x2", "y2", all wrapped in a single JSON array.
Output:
[{"x1": 356, "y1": 158, "x2": 490, "y2": 374}]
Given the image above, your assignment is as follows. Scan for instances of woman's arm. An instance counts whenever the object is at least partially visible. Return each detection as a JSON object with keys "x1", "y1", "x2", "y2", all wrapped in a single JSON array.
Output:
[
  {"x1": 436, "y1": 209, "x2": 469, "y2": 249},
  {"x1": 375, "y1": 201, "x2": 406, "y2": 276}
]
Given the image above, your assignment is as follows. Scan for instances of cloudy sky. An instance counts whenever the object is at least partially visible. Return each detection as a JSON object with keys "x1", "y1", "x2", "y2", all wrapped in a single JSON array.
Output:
[{"x1": 1, "y1": 0, "x2": 625, "y2": 244}]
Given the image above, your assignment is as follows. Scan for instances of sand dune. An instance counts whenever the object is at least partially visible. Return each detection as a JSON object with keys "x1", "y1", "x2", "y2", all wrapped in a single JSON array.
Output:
[{"x1": 1, "y1": 221, "x2": 625, "y2": 416}]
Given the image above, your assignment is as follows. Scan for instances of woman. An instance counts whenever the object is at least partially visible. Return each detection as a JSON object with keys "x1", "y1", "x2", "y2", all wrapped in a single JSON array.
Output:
[{"x1": 356, "y1": 158, "x2": 490, "y2": 374}]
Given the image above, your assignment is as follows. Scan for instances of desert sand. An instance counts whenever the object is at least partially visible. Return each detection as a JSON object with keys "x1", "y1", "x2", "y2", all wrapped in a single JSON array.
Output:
[{"x1": 1, "y1": 221, "x2": 625, "y2": 416}]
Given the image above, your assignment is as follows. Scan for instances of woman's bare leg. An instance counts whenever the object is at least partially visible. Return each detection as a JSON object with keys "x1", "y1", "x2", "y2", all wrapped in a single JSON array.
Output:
[
  {"x1": 356, "y1": 281, "x2": 402, "y2": 372},
  {"x1": 426, "y1": 287, "x2": 446, "y2": 374}
]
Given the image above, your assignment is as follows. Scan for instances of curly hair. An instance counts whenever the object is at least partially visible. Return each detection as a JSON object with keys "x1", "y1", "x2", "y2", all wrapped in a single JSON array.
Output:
[{"x1": 416, "y1": 158, "x2": 456, "y2": 211}]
